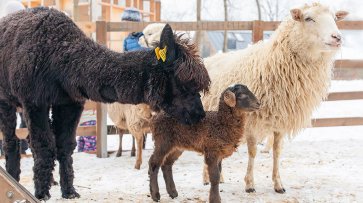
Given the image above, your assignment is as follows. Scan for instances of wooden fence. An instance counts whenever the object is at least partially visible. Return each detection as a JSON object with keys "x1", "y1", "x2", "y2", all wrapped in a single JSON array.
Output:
[{"x1": 12, "y1": 20, "x2": 363, "y2": 158}]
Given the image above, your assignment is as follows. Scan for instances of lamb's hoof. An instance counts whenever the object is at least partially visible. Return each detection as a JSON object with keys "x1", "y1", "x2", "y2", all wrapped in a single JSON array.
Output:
[
  {"x1": 62, "y1": 190, "x2": 80, "y2": 199},
  {"x1": 245, "y1": 188, "x2": 256, "y2": 193},
  {"x1": 35, "y1": 192, "x2": 51, "y2": 201},
  {"x1": 151, "y1": 192, "x2": 160, "y2": 202},
  {"x1": 275, "y1": 188, "x2": 286, "y2": 194},
  {"x1": 169, "y1": 190, "x2": 178, "y2": 199},
  {"x1": 51, "y1": 181, "x2": 59, "y2": 186},
  {"x1": 116, "y1": 152, "x2": 122, "y2": 157},
  {"x1": 203, "y1": 182, "x2": 209, "y2": 185},
  {"x1": 134, "y1": 164, "x2": 141, "y2": 170}
]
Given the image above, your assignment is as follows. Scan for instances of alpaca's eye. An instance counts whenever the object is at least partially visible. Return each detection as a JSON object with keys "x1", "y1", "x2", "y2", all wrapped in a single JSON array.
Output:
[{"x1": 305, "y1": 17, "x2": 315, "y2": 22}]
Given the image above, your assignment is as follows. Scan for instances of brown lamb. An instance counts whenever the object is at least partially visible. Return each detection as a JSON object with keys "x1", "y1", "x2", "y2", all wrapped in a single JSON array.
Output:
[{"x1": 148, "y1": 84, "x2": 260, "y2": 203}]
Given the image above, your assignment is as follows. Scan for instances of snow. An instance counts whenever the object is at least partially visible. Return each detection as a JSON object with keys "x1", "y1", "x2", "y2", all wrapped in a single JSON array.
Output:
[{"x1": 1, "y1": 80, "x2": 362, "y2": 202}]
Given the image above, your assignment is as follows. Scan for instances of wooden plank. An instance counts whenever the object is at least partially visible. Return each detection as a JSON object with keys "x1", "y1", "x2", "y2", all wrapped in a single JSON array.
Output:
[
  {"x1": 76, "y1": 22, "x2": 96, "y2": 36},
  {"x1": 107, "y1": 21, "x2": 253, "y2": 32},
  {"x1": 335, "y1": 60, "x2": 363, "y2": 69},
  {"x1": 327, "y1": 91, "x2": 363, "y2": 101},
  {"x1": 252, "y1": 20, "x2": 263, "y2": 43},
  {"x1": 311, "y1": 117, "x2": 363, "y2": 127},
  {"x1": 96, "y1": 21, "x2": 107, "y2": 45},
  {"x1": 96, "y1": 103, "x2": 108, "y2": 158},
  {"x1": 261, "y1": 21, "x2": 280, "y2": 30},
  {"x1": 155, "y1": 0, "x2": 161, "y2": 21},
  {"x1": 337, "y1": 21, "x2": 363, "y2": 30},
  {"x1": 0, "y1": 166, "x2": 40, "y2": 203},
  {"x1": 15, "y1": 126, "x2": 97, "y2": 139}
]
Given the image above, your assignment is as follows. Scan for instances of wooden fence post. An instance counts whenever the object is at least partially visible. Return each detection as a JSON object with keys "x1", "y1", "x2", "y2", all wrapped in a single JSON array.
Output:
[
  {"x1": 96, "y1": 21, "x2": 108, "y2": 158},
  {"x1": 252, "y1": 20, "x2": 263, "y2": 43}
]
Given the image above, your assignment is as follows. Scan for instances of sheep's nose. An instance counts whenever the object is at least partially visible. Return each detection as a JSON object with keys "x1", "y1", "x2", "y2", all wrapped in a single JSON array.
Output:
[{"x1": 331, "y1": 33, "x2": 342, "y2": 43}]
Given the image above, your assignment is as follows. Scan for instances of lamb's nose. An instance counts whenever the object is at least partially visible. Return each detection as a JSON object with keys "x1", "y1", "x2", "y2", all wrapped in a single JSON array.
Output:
[{"x1": 331, "y1": 33, "x2": 342, "y2": 43}]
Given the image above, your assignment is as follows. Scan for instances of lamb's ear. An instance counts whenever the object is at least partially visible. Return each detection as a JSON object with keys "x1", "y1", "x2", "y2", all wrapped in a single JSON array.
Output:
[
  {"x1": 290, "y1": 8, "x2": 302, "y2": 21},
  {"x1": 223, "y1": 90, "x2": 236, "y2": 107},
  {"x1": 158, "y1": 24, "x2": 176, "y2": 63},
  {"x1": 335, "y1": 11, "x2": 349, "y2": 21}
]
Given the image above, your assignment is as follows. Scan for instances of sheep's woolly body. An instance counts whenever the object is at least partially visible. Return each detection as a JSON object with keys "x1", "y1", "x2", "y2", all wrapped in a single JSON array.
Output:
[
  {"x1": 107, "y1": 103, "x2": 150, "y2": 134},
  {"x1": 203, "y1": 10, "x2": 335, "y2": 140}
]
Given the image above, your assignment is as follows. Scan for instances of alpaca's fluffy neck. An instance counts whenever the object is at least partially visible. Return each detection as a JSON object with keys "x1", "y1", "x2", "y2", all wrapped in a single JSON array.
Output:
[{"x1": 60, "y1": 39, "x2": 159, "y2": 105}]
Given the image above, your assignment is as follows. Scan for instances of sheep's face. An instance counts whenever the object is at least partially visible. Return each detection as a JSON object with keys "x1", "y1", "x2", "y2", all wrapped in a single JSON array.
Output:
[
  {"x1": 224, "y1": 84, "x2": 260, "y2": 112},
  {"x1": 290, "y1": 3, "x2": 348, "y2": 51},
  {"x1": 135, "y1": 104, "x2": 153, "y2": 120},
  {"x1": 139, "y1": 23, "x2": 165, "y2": 48}
]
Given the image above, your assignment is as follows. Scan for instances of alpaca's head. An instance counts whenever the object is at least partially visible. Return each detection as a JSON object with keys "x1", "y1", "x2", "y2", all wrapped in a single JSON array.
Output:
[
  {"x1": 149, "y1": 24, "x2": 210, "y2": 125},
  {"x1": 222, "y1": 84, "x2": 260, "y2": 112},
  {"x1": 139, "y1": 23, "x2": 166, "y2": 48},
  {"x1": 290, "y1": 2, "x2": 348, "y2": 51}
]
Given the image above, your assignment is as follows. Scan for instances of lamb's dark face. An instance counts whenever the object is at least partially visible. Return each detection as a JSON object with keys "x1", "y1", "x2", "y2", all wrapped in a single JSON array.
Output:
[{"x1": 224, "y1": 84, "x2": 260, "y2": 111}]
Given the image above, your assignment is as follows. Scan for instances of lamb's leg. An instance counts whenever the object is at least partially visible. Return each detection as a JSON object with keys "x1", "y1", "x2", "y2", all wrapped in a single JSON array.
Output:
[
  {"x1": 131, "y1": 136, "x2": 136, "y2": 157},
  {"x1": 116, "y1": 129, "x2": 124, "y2": 157},
  {"x1": 205, "y1": 154, "x2": 221, "y2": 203},
  {"x1": 245, "y1": 133, "x2": 257, "y2": 193},
  {"x1": 134, "y1": 132, "x2": 144, "y2": 169},
  {"x1": 23, "y1": 104, "x2": 55, "y2": 200},
  {"x1": 161, "y1": 150, "x2": 183, "y2": 199},
  {"x1": 272, "y1": 131, "x2": 285, "y2": 193},
  {"x1": 218, "y1": 161, "x2": 224, "y2": 183},
  {"x1": 52, "y1": 103, "x2": 84, "y2": 199},
  {"x1": 148, "y1": 145, "x2": 172, "y2": 202},
  {"x1": 261, "y1": 135, "x2": 274, "y2": 153},
  {"x1": 0, "y1": 102, "x2": 20, "y2": 181},
  {"x1": 203, "y1": 163, "x2": 224, "y2": 185}
]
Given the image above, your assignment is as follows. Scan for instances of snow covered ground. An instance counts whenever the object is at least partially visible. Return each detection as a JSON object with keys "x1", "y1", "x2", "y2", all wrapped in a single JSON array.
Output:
[{"x1": 1, "y1": 80, "x2": 362, "y2": 203}]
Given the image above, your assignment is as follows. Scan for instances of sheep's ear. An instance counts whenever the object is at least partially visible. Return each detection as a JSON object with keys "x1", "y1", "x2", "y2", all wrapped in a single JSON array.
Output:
[
  {"x1": 335, "y1": 11, "x2": 349, "y2": 21},
  {"x1": 290, "y1": 8, "x2": 302, "y2": 21},
  {"x1": 223, "y1": 90, "x2": 236, "y2": 107},
  {"x1": 157, "y1": 24, "x2": 176, "y2": 64}
]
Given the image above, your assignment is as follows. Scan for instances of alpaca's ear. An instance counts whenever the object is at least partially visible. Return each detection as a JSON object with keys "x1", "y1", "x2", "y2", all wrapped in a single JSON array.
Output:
[
  {"x1": 335, "y1": 11, "x2": 349, "y2": 21},
  {"x1": 158, "y1": 24, "x2": 176, "y2": 63},
  {"x1": 290, "y1": 8, "x2": 302, "y2": 21},
  {"x1": 223, "y1": 90, "x2": 236, "y2": 107}
]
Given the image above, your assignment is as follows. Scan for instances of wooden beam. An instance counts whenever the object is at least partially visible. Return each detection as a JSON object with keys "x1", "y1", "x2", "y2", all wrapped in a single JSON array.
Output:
[
  {"x1": 327, "y1": 91, "x2": 363, "y2": 101},
  {"x1": 311, "y1": 117, "x2": 363, "y2": 127},
  {"x1": 15, "y1": 126, "x2": 97, "y2": 139},
  {"x1": 337, "y1": 21, "x2": 363, "y2": 30},
  {"x1": 335, "y1": 60, "x2": 363, "y2": 69},
  {"x1": 107, "y1": 21, "x2": 253, "y2": 32},
  {"x1": 155, "y1": 0, "x2": 160, "y2": 21},
  {"x1": 252, "y1": 20, "x2": 263, "y2": 43},
  {"x1": 76, "y1": 22, "x2": 96, "y2": 36}
]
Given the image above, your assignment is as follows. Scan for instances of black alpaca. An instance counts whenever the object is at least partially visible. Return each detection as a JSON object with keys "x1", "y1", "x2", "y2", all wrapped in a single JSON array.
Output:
[{"x1": 0, "y1": 7, "x2": 210, "y2": 200}]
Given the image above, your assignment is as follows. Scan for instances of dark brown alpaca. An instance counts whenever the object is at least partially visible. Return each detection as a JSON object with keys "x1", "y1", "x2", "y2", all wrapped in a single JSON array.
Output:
[
  {"x1": 148, "y1": 84, "x2": 260, "y2": 203},
  {"x1": 0, "y1": 7, "x2": 210, "y2": 200}
]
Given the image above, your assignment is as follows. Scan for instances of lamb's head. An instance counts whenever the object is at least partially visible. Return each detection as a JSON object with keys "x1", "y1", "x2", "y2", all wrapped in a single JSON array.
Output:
[
  {"x1": 222, "y1": 84, "x2": 260, "y2": 112},
  {"x1": 149, "y1": 24, "x2": 210, "y2": 125},
  {"x1": 290, "y1": 3, "x2": 348, "y2": 51},
  {"x1": 139, "y1": 23, "x2": 166, "y2": 48},
  {"x1": 135, "y1": 103, "x2": 153, "y2": 121}
]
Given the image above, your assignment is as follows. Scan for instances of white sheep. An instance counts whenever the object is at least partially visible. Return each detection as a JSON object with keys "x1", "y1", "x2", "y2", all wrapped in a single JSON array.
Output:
[
  {"x1": 201, "y1": 3, "x2": 348, "y2": 193},
  {"x1": 107, "y1": 103, "x2": 152, "y2": 169},
  {"x1": 139, "y1": 23, "x2": 166, "y2": 48}
]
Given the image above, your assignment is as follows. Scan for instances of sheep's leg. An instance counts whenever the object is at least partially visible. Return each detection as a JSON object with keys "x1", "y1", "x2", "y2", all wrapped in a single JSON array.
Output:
[
  {"x1": 218, "y1": 161, "x2": 224, "y2": 183},
  {"x1": 261, "y1": 135, "x2": 274, "y2": 153},
  {"x1": 23, "y1": 104, "x2": 55, "y2": 200},
  {"x1": 272, "y1": 131, "x2": 285, "y2": 193},
  {"x1": 131, "y1": 136, "x2": 136, "y2": 156},
  {"x1": 134, "y1": 132, "x2": 144, "y2": 169},
  {"x1": 148, "y1": 145, "x2": 172, "y2": 202},
  {"x1": 205, "y1": 154, "x2": 221, "y2": 203},
  {"x1": 245, "y1": 133, "x2": 257, "y2": 193},
  {"x1": 0, "y1": 102, "x2": 20, "y2": 181},
  {"x1": 161, "y1": 150, "x2": 183, "y2": 199},
  {"x1": 203, "y1": 163, "x2": 224, "y2": 185},
  {"x1": 52, "y1": 103, "x2": 84, "y2": 199},
  {"x1": 142, "y1": 133, "x2": 147, "y2": 149},
  {"x1": 116, "y1": 129, "x2": 124, "y2": 157}
]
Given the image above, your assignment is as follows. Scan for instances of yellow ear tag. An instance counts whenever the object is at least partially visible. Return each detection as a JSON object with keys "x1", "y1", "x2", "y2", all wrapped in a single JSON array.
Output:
[{"x1": 155, "y1": 46, "x2": 167, "y2": 62}]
